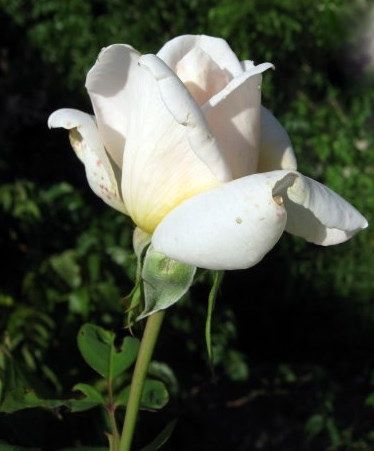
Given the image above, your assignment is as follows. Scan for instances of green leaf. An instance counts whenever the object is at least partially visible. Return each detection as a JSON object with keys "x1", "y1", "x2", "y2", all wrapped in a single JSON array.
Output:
[
  {"x1": 112, "y1": 336, "x2": 140, "y2": 379},
  {"x1": 148, "y1": 361, "x2": 179, "y2": 396},
  {"x1": 70, "y1": 383, "x2": 105, "y2": 412},
  {"x1": 60, "y1": 448, "x2": 108, "y2": 451},
  {"x1": 0, "y1": 440, "x2": 39, "y2": 450},
  {"x1": 73, "y1": 383, "x2": 104, "y2": 403},
  {"x1": 116, "y1": 379, "x2": 169, "y2": 410},
  {"x1": 365, "y1": 392, "x2": 374, "y2": 407},
  {"x1": 205, "y1": 271, "x2": 224, "y2": 364},
  {"x1": 325, "y1": 417, "x2": 340, "y2": 447},
  {"x1": 278, "y1": 363, "x2": 297, "y2": 383},
  {"x1": 305, "y1": 414, "x2": 325, "y2": 439},
  {"x1": 138, "y1": 246, "x2": 196, "y2": 319},
  {"x1": 0, "y1": 353, "x2": 68, "y2": 413},
  {"x1": 50, "y1": 250, "x2": 81, "y2": 288},
  {"x1": 225, "y1": 350, "x2": 250, "y2": 382},
  {"x1": 140, "y1": 419, "x2": 177, "y2": 451},
  {"x1": 77, "y1": 324, "x2": 114, "y2": 378},
  {"x1": 77, "y1": 324, "x2": 139, "y2": 379},
  {"x1": 68, "y1": 287, "x2": 90, "y2": 317}
]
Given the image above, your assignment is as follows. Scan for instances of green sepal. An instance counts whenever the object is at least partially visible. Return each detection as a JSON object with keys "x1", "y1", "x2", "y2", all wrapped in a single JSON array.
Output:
[
  {"x1": 124, "y1": 227, "x2": 152, "y2": 327},
  {"x1": 138, "y1": 246, "x2": 196, "y2": 319},
  {"x1": 132, "y1": 226, "x2": 151, "y2": 285}
]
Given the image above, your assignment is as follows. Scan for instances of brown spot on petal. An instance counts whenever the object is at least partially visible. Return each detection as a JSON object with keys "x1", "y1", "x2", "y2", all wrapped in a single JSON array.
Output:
[
  {"x1": 235, "y1": 217, "x2": 243, "y2": 224},
  {"x1": 273, "y1": 195, "x2": 284, "y2": 206}
]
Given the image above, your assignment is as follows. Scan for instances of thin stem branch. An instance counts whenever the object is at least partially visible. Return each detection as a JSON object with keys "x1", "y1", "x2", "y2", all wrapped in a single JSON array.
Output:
[
  {"x1": 107, "y1": 379, "x2": 120, "y2": 451},
  {"x1": 119, "y1": 310, "x2": 165, "y2": 451}
]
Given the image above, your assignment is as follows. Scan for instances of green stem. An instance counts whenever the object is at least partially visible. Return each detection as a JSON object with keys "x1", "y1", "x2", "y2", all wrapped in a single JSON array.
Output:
[
  {"x1": 107, "y1": 379, "x2": 120, "y2": 451},
  {"x1": 108, "y1": 407, "x2": 120, "y2": 451},
  {"x1": 119, "y1": 310, "x2": 165, "y2": 451}
]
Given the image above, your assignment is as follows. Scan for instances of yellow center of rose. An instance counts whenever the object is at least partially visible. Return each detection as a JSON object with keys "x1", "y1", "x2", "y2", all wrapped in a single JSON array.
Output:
[{"x1": 130, "y1": 177, "x2": 220, "y2": 234}]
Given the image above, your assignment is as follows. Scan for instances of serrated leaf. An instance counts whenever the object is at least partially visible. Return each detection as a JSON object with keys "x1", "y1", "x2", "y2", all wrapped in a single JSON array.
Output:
[
  {"x1": 116, "y1": 379, "x2": 169, "y2": 410},
  {"x1": 77, "y1": 324, "x2": 139, "y2": 379},
  {"x1": 140, "y1": 419, "x2": 177, "y2": 451},
  {"x1": 138, "y1": 246, "x2": 196, "y2": 319}
]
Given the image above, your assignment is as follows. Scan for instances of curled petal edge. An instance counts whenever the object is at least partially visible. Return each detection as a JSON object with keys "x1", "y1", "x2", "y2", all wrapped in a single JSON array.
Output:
[{"x1": 48, "y1": 108, "x2": 127, "y2": 214}]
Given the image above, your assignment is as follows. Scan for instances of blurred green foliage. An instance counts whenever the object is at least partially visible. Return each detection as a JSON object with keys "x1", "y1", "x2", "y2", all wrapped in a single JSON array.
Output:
[{"x1": 0, "y1": 0, "x2": 373, "y2": 449}]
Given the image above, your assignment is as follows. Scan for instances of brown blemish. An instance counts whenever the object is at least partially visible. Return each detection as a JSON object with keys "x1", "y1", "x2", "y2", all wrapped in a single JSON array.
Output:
[
  {"x1": 235, "y1": 217, "x2": 243, "y2": 224},
  {"x1": 273, "y1": 195, "x2": 284, "y2": 206}
]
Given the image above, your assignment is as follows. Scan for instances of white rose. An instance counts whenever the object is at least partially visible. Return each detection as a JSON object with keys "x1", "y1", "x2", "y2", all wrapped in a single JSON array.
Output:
[{"x1": 48, "y1": 35, "x2": 368, "y2": 270}]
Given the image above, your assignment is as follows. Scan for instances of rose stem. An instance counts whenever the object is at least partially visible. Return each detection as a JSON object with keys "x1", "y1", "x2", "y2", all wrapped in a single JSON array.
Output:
[{"x1": 119, "y1": 310, "x2": 165, "y2": 451}]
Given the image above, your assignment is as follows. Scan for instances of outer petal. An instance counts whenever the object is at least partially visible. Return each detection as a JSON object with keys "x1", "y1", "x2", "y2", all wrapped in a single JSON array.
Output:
[
  {"x1": 48, "y1": 108, "x2": 127, "y2": 214},
  {"x1": 152, "y1": 171, "x2": 296, "y2": 270},
  {"x1": 202, "y1": 62, "x2": 274, "y2": 178},
  {"x1": 115, "y1": 51, "x2": 224, "y2": 233},
  {"x1": 157, "y1": 34, "x2": 243, "y2": 78},
  {"x1": 85, "y1": 44, "x2": 140, "y2": 168},
  {"x1": 140, "y1": 54, "x2": 232, "y2": 183},
  {"x1": 284, "y1": 173, "x2": 368, "y2": 245},
  {"x1": 258, "y1": 107, "x2": 297, "y2": 172}
]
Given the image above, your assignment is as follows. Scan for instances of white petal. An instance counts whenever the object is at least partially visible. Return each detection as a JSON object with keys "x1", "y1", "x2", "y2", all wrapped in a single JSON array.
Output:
[
  {"x1": 48, "y1": 108, "x2": 127, "y2": 214},
  {"x1": 202, "y1": 62, "x2": 274, "y2": 178},
  {"x1": 174, "y1": 46, "x2": 230, "y2": 105},
  {"x1": 157, "y1": 34, "x2": 243, "y2": 77},
  {"x1": 85, "y1": 44, "x2": 140, "y2": 168},
  {"x1": 152, "y1": 171, "x2": 295, "y2": 270},
  {"x1": 283, "y1": 173, "x2": 368, "y2": 245},
  {"x1": 258, "y1": 107, "x2": 297, "y2": 172},
  {"x1": 241, "y1": 60, "x2": 255, "y2": 71},
  {"x1": 139, "y1": 54, "x2": 232, "y2": 183},
  {"x1": 119, "y1": 53, "x2": 222, "y2": 233}
]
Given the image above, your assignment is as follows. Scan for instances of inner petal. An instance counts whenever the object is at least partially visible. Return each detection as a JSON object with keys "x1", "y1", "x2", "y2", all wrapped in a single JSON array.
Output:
[{"x1": 175, "y1": 47, "x2": 230, "y2": 105}]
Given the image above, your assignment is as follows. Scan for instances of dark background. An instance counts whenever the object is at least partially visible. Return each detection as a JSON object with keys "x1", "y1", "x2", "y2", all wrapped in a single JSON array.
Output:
[{"x1": 0, "y1": 0, "x2": 373, "y2": 449}]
